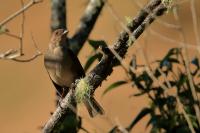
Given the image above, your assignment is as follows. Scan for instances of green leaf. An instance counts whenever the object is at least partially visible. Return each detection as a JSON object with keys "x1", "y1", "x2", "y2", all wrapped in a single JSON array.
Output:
[
  {"x1": 160, "y1": 48, "x2": 181, "y2": 69},
  {"x1": 126, "y1": 108, "x2": 152, "y2": 131},
  {"x1": 177, "y1": 73, "x2": 187, "y2": 88},
  {"x1": 84, "y1": 53, "x2": 102, "y2": 72},
  {"x1": 102, "y1": 81, "x2": 128, "y2": 96},
  {"x1": 191, "y1": 57, "x2": 199, "y2": 76},
  {"x1": 132, "y1": 91, "x2": 146, "y2": 96},
  {"x1": 188, "y1": 114, "x2": 199, "y2": 129},
  {"x1": 134, "y1": 71, "x2": 153, "y2": 90},
  {"x1": 146, "y1": 115, "x2": 162, "y2": 128},
  {"x1": 88, "y1": 39, "x2": 108, "y2": 50},
  {"x1": 191, "y1": 57, "x2": 199, "y2": 68},
  {"x1": 168, "y1": 58, "x2": 179, "y2": 63}
]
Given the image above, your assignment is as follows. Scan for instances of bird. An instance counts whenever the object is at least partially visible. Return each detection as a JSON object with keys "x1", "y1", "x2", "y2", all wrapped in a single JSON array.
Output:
[{"x1": 44, "y1": 29, "x2": 104, "y2": 117}]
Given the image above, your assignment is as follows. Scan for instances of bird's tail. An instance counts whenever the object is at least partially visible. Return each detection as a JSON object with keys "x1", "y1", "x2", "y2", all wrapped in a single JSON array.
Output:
[{"x1": 84, "y1": 97, "x2": 104, "y2": 117}]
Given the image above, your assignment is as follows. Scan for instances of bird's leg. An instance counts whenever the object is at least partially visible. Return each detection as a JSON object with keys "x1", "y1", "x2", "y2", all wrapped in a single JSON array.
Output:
[
  {"x1": 61, "y1": 87, "x2": 66, "y2": 98},
  {"x1": 57, "y1": 97, "x2": 64, "y2": 109},
  {"x1": 56, "y1": 88, "x2": 65, "y2": 109},
  {"x1": 57, "y1": 87, "x2": 69, "y2": 109}
]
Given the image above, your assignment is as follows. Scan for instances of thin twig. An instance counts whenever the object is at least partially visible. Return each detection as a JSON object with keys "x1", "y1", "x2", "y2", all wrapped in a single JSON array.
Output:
[
  {"x1": 156, "y1": 19, "x2": 181, "y2": 29},
  {"x1": 131, "y1": 0, "x2": 180, "y2": 29},
  {"x1": 30, "y1": 32, "x2": 40, "y2": 51},
  {"x1": 11, "y1": 33, "x2": 42, "y2": 62},
  {"x1": 106, "y1": 1, "x2": 197, "y2": 132},
  {"x1": 12, "y1": 53, "x2": 42, "y2": 62},
  {"x1": 0, "y1": 49, "x2": 20, "y2": 59},
  {"x1": 149, "y1": 29, "x2": 200, "y2": 50},
  {"x1": 0, "y1": 33, "x2": 42, "y2": 62},
  {"x1": 140, "y1": 48, "x2": 169, "y2": 90},
  {"x1": 105, "y1": 2, "x2": 132, "y2": 35},
  {"x1": 158, "y1": 68, "x2": 196, "y2": 133},
  {"x1": 158, "y1": 68, "x2": 172, "y2": 88},
  {"x1": 0, "y1": 0, "x2": 42, "y2": 26},
  {"x1": 0, "y1": 0, "x2": 42, "y2": 62},
  {"x1": 132, "y1": 0, "x2": 200, "y2": 53},
  {"x1": 176, "y1": 97, "x2": 196, "y2": 133},
  {"x1": 105, "y1": 1, "x2": 169, "y2": 132},
  {"x1": 19, "y1": 0, "x2": 25, "y2": 55},
  {"x1": 113, "y1": 118, "x2": 129, "y2": 133},
  {"x1": 142, "y1": 46, "x2": 196, "y2": 133},
  {"x1": 69, "y1": 0, "x2": 105, "y2": 55},
  {"x1": 158, "y1": 67, "x2": 196, "y2": 133},
  {"x1": 190, "y1": 0, "x2": 200, "y2": 47},
  {"x1": 174, "y1": 6, "x2": 200, "y2": 126},
  {"x1": 4, "y1": 32, "x2": 21, "y2": 39},
  {"x1": 107, "y1": 0, "x2": 192, "y2": 92}
]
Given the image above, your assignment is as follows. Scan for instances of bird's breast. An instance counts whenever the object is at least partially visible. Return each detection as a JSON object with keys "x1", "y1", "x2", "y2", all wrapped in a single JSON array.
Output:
[{"x1": 44, "y1": 49, "x2": 78, "y2": 87}]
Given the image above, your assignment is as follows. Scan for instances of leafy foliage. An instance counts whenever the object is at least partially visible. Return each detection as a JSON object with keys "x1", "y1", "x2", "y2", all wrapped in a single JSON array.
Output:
[
  {"x1": 102, "y1": 80, "x2": 128, "y2": 96},
  {"x1": 86, "y1": 38, "x2": 200, "y2": 132},
  {"x1": 84, "y1": 39, "x2": 108, "y2": 72},
  {"x1": 106, "y1": 47, "x2": 199, "y2": 132},
  {"x1": 84, "y1": 53, "x2": 102, "y2": 72},
  {"x1": 127, "y1": 48, "x2": 200, "y2": 133}
]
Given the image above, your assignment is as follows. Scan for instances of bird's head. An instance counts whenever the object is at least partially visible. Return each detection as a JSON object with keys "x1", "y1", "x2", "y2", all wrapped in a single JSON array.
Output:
[{"x1": 50, "y1": 29, "x2": 68, "y2": 47}]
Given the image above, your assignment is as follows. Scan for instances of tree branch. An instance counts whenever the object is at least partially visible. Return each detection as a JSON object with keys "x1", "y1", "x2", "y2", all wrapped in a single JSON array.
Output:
[
  {"x1": 69, "y1": 0, "x2": 105, "y2": 55},
  {"x1": 0, "y1": 0, "x2": 42, "y2": 27},
  {"x1": 51, "y1": 0, "x2": 67, "y2": 32},
  {"x1": 43, "y1": 0, "x2": 167, "y2": 132},
  {"x1": 0, "y1": 0, "x2": 42, "y2": 62}
]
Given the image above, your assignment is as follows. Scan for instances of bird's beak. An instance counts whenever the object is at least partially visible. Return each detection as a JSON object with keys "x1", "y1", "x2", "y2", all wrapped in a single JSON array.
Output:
[{"x1": 62, "y1": 30, "x2": 68, "y2": 35}]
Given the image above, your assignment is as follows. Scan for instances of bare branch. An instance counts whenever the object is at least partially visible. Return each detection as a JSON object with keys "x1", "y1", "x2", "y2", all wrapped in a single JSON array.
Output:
[
  {"x1": 190, "y1": 0, "x2": 200, "y2": 47},
  {"x1": 0, "y1": 0, "x2": 42, "y2": 62},
  {"x1": 50, "y1": 0, "x2": 66, "y2": 31},
  {"x1": 105, "y1": 2, "x2": 131, "y2": 35},
  {"x1": 12, "y1": 52, "x2": 42, "y2": 62},
  {"x1": 11, "y1": 33, "x2": 42, "y2": 62},
  {"x1": 0, "y1": 49, "x2": 20, "y2": 59},
  {"x1": 0, "y1": 0, "x2": 42, "y2": 27},
  {"x1": 42, "y1": 89, "x2": 75, "y2": 133},
  {"x1": 0, "y1": 31, "x2": 42, "y2": 62},
  {"x1": 19, "y1": 0, "x2": 25, "y2": 55},
  {"x1": 4, "y1": 32, "x2": 21, "y2": 39},
  {"x1": 149, "y1": 29, "x2": 200, "y2": 52},
  {"x1": 174, "y1": 6, "x2": 200, "y2": 126},
  {"x1": 69, "y1": 0, "x2": 105, "y2": 55}
]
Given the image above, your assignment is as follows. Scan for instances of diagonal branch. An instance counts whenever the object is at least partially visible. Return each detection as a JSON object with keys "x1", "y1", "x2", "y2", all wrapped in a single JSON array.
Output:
[
  {"x1": 69, "y1": 0, "x2": 105, "y2": 55},
  {"x1": 43, "y1": 0, "x2": 167, "y2": 132}
]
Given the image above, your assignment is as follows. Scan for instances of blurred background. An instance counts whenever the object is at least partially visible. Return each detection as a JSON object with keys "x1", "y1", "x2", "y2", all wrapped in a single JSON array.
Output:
[{"x1": 0, "y1": 0, "x2": 200, "y2": 133}]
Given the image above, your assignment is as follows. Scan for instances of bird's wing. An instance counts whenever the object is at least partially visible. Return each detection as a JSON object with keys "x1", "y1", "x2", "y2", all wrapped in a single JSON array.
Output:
[
  {"x1": 51, "y1": 79, "x2": 63, "y2": 97},
  {"x1": 44, "y1": 47, "x2": 69, "y2": 97},
  {"x1": 67, "y1": 48, "x2": 85, "y2": 77},
  {"x1": 52, "y1": 47, "x2": 67, "y2": 84}
]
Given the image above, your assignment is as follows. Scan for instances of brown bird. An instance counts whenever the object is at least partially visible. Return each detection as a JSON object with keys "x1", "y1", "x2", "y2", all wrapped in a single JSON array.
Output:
[{"x1": 44, "y1": 29, "x2": 104, "y2": 117}]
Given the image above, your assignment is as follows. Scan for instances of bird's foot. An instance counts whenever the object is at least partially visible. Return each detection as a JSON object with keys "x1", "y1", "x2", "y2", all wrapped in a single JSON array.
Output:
[{"x1": 57, "y1": 98, "x2": 64, "y2": 110}]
